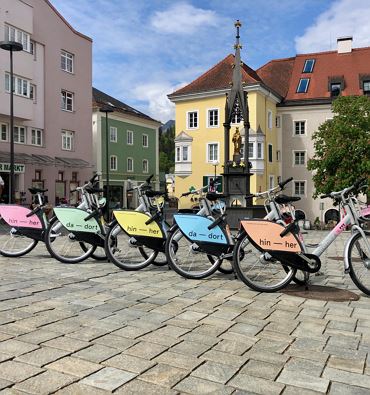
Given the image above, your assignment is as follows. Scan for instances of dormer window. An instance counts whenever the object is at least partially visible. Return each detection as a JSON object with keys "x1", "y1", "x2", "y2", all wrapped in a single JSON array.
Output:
[
  {"x1": 328, "y1": 76, "x2": 344, "y2": 97},
  {"x1": 296, "y1": 78, "x2": 310, "y2": 93},
  {"x1": 303, "y1": 59, "x2": 315, "y2": 73}
]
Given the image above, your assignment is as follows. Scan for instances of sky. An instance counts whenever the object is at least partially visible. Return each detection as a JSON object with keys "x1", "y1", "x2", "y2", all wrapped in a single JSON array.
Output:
[{"x1": 50, "y1": 0, "x2": 370, "y2": 123}]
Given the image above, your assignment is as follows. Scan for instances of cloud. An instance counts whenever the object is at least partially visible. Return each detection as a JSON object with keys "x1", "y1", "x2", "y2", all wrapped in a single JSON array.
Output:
[
  {"x1": 150, "y1": 3, "x2": 219, "y2": 34},
  {"x1": 295, "y1": 0, "x2": 370, "y2": 53}
]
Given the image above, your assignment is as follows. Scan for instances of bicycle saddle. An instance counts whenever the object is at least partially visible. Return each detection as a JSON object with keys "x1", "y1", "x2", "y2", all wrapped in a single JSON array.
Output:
[
  {"x1": 145, "y1": 190, "x2": 165, "y2": 197},
  {"x1": 28, "y1": 187, "x2": 48, "y2": 194},
  {"x1": 206, "y1": 192, "x2": 227, "y2": 201},
  {"x1": 275, "y1": 194, "x2": 301, "y2": 204}
]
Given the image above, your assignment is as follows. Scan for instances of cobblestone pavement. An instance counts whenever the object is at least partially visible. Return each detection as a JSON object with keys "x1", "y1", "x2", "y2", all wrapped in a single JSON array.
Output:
[{"x1": 0, "y1": 230, "x2": 370, "y2": 394}]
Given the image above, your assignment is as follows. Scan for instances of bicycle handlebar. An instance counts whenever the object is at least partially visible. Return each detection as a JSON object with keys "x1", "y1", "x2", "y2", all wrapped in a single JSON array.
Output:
[{"x1": 279, "y1": 177, "x2": 293, "y2": 189}]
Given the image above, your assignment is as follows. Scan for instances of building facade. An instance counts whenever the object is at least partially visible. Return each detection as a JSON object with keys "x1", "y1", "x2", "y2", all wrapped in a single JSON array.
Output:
[
  {"x1": 92, "y1": 88, "x2": 161, "y2": 209},
  {"x1": 0, "y1": 0, "x2": 92, "y2": 205}
]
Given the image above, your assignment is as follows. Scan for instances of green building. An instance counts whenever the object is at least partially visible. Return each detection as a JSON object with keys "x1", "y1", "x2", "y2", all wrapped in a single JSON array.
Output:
[{"x1": 92, "y1": 88, "x2": 161, "y2": 208}]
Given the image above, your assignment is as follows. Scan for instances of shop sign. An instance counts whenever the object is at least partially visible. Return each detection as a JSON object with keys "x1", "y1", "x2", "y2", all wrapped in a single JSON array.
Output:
[{"x1": 0, "y1": 163, "x2": 25, "y2": 173}]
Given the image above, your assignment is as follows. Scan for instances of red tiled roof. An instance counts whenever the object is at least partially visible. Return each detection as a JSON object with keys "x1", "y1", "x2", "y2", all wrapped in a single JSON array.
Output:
[{"x1": 169, "y1": 54, "x2": 262, "y2": 97}]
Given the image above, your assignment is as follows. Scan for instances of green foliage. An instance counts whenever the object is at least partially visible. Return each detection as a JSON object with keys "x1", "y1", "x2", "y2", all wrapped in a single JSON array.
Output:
[
  {"x1": 159, "y1": 124, "x2": 175, "y2": 173},
  {"x1": 307, "y1": 96, "x2": 370, "y2": 197}
]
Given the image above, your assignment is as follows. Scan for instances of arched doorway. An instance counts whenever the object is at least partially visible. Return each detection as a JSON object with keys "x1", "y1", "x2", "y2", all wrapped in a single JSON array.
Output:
[
  {"x1": 295, "y1": 209, "x2": 306, "y2": 220},
  {"x1": 324, "y1": 208, "x2": 340, "y2": 224}
]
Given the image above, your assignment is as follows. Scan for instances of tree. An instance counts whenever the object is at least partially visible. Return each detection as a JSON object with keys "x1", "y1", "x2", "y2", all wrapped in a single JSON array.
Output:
[
  {"x1": 159, "y1": 124, "x2": 175, "y2": 173},
  {"x1": 307, "y1": 96, "x2": 370, "y2": 197}
]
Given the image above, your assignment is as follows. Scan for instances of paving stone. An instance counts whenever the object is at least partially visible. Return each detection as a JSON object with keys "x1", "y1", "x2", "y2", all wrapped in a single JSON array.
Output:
[
  {"x1": 278, "y1": 369, "x2": 329, "y2": 393},
  {"x1": 73, "y1": 344, "x2": 120, "y2": 363},
  {"x1": 323, "y1": 367, "x2": 370, "y2": 389},
  {"x1": 180, "y1": 331, "x2": 220, "y2": 346},
  {"x1": 17, "y1": 329, "x2": 61, "y2": 344},
  {"x1": 139, "y1": 332, "x2": 181, "y2": 347},
  {"x1": 80, "y1": 366, "x2": 136, "y2": 391},
  {"x1": 329, "y1": 382, "x2": 370, "y2": 395},
  {"x1": 13, "y1": 370, "x2": 76, "y2": 394},
  {"x1": 192, "y1": 361, "x2": 238, "y2": 384},
  {"x1": 283, "y1": 385, "x2": 323, "y2": 395},
  {"x1": 46, "y1": 356, "x2": 102, "y2": 378},
  {"x1": 0, "y1": 378, "x2": 12, "y2": 391},
  {"x1": 115, "y1": 378, "x2": 178, "y2": 395},
  {"x1": 240, "y1": 359, "x2": 282, "y2": 380},
  {"x1": 93, "y1": 334, "x2": 138, "y2": 350},
  {"x1": 201, "y1": 349, "x2": 248, "y2": 368},
  {"x1": 170, "y1": 340, "x2": 211, "y2": 357},
  {"x1": 0, "y1": 339, "x2": 39, "y2": 356},
  {"x1": 15, "y1": 346, "x2": 70, "y2": 367},
  {"x1": 66, "y1": 327, "x2": 109, "y2": 342},
  {"x1": 229, "y1": 373, "x2": 285, "y2": 395},
  {"x1": 214, "y1": 339, "x2": 252, "y2": 355},
  {"x1": 174, "y1": 376, "x2": 234, "y2": 394},
  {"x1": 54, "y1": 382, "x2": 110, "y2": 395},
  {"x1": 124, "y1": 341, "x2": 168, "y2": 359},
  {"x1": 285, "y1": 348, "x2": 329, "y2": 364},
  {"x1": 139, "y1": 363, "x2": 187, "y2": 387},
  {"x1": 0, "y1": 360, "x2": 44, "y2": 382},
  {"x1": 103, "y1": 353, "x2": 156, "y2": 374},
  {"x1": 42, "y1": 336, "x2": 90, "y2": 352},
  {"x1": 284, "y1": 357, "x2": 325, "y2": 376},
  {"x1": 112, "y1": 325, "x2": 152, "y2": 339},
  {"x1": 328, "y1": 355, "x2": 365, "y2": 374}
]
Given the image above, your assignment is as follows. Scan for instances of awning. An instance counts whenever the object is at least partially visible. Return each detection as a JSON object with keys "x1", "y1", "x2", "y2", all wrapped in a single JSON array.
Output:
[
  {"x1": 32, "y1": 154, "x2": 55, "y2": 164},
  {"x1": 55, "y1": 157, "x2": 91, "y2": 168}
]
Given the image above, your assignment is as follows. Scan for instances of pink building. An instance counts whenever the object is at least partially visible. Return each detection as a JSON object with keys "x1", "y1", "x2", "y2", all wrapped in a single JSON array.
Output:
[{"x1": 0, "y1": 0, "x2": 93, "y2": 205}]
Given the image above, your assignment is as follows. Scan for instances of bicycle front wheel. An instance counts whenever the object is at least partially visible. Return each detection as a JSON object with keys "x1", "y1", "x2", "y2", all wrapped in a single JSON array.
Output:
[
  {"x1": 105, "y1": 222, "x2": 157, "y2": 270},
  {"x1": 45, "y1": 217, "x2": 96, "y2": 263},
  {"x1": 348, "y1": 231, "x2": 370, "y2": 295},
  {"x1": 0, "y1": 217, "x2": 38, "y2": 257},
  {"x1": 233, "y1": 231, "x2": 296, "y2": 292},
  {"x1": 165, "y1": 225, "x2": 221, "y2": 279}
]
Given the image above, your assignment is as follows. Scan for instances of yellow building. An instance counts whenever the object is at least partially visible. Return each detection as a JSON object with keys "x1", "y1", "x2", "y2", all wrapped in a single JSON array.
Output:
[{"x1": 168, "y1": 54, "x2": 282, "y2": 207}]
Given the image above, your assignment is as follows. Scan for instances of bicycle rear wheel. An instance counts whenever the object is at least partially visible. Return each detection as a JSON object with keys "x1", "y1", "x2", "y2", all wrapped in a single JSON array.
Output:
[
  {"x1": 105, "y1": 222, "x2": 157, "y2": 270},
  {"x1": 348, "y1": 231, "x2": 370, "y2": 295},
  {"x1": 233, "y1": 231, "x2": 296, "y2": 292},
  {"x1": 165, "y1": 225, "x2": 221, "y2": 279},
  {"x1": 45, "y1": 217, "x2": 96, "y2": 263},
  {"x1": 0, "y1": 217, "x2": 38, "y2": 257}
]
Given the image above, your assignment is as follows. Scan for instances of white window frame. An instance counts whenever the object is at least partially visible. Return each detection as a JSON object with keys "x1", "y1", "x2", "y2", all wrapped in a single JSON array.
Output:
[
  {"x1": 0, "y1": 123, "x2": 8, "y2": 142},
  {"x1": 61, "y1": 50, "x2": 74, "y2": 73},
  {"x1": 127, "y1": 130, "x2": 133, "y2": 145},
  {"x1": 142, "y1": 134, "x2": 148, "y2": 147},
  {"x1": 294, "y1": 180, "x2": 306, "y2": 197},
  {"x1": 187, "y1": 110, "x2": 199, "y2": 130},
  {"x1": 293, "y1": 150, "x2": 306, "y2": 166},
  {"x1": 5, "y1": 73, "x2": 31, "y2": 98},
  {"x1": 31, "y1": 129, "x2": 42, "y2": 146},
  {"x1": 276, "y1": 150, "x2": 281, "y2": 162},
  {"x1": 207, "y1": 108, "x2": 219, "y2": 128},
  {"x1": 207, "y1": 142, "x2": 219, "y2": 163},
  {"x1": 61, "y1": 90, "x2": 74, "y2": 112},
  {"x1": 176, "y1": 146, "x2": 181, "y2": 162},
  {"x1": 268, "y1": 143, "x2": 273, "y2": 163},
  {"x1": 110, "y1": 155, "x2": 117, "y2": 171},
  {"x1": 175, "y1": 145, "x2": 191, "y2": 162},
  {"x1": 257, "y1": 142, "x2": 263, "y2": 159},
  {"x1": 248, "y1": 142, "x2": 254, "y2": 159},
  {"x1": 269, "y1": 175, "x2": 274, "y2": 190},
  {"x1": 110, "y1": 126, "x2": 117, "y2": 143},
  {"x1": 297, "y1": 78, "x2": 310, "y2": 93},
  {"x1": 127, "y1": 157, "x2": 134, "y2": 172},
  {"x1": 14, "y1": 126, "x2": 26, "y2": 144},
  {"x1": 61, "y1": 130, "x2": 74, "y2": 151},
  {"x1": 276, "y1": 116, "x2": 281, "y2": 128},
  {"x1": 293, "y1": 120, "x2": 307, "y2": 136},
  {"x1": 5, "y1": 24, "x2": 31, "y2": 53},
  {"x1": 142, "y1": 159, "x2": 149, "y2": 173},
  {"x1": 267, "y1": 110, "x2": 273, "y2": 130}
]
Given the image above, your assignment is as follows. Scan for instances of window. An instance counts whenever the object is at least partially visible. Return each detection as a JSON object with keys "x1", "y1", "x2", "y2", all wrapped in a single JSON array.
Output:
[
  {"x1": 294, "y1": 151, "x2": 306, "y2": 166},
  {"x1": 207, "y1": 143, "x2": 219, "y2": 162},
  {"x1": 187, "y1": 111, "x2": 198, "y2": 129},
  {"x1": 72, "y1": 172, "x2": 78, "y2": 182},
  {"x1": 5, "y1": 74, "x2": 31, "y2": 98},
  {"x1": 267, "y1": 110, "x2": 273, "y2": 129},
  {"x1": 142, "y1": 134, "x2": 148, "y2": 147},
  {"x1": 30, "y1": 84, "x2": 36, "y2": 102},
  {"x1": 31, "y1": 129, "x2": 42, "y2": 146},
  {"x1": 14, "y1": 126, "x2": 26, "y2": 144},
  {"x1": 127, "y1": 130, "x2": 133, "y2": 145},
  {"x1": 276, "y1": 116, "x2": 281, "y2": 128},
  {"x1": 296, "y1": 78, "x2": 310, "y2": 93},
  {"x1": 294, "y1": 181, "x2": 306, "y2": 196},
  {"x1": 269, "y1": 176, "x2": 274, "y2": 190},
  {"x1": 58, "y1": 171, "x2": 64, "y2": 181},
  {"x1": 5, "y1": 24, "x2": 30, "y2": 52},
  {"x1": 231, "y1": 112, "x2": 243, "y2": 124},
  {"x1": 127, "y1": 158, "x2": 133, "y2": 172},
  {"x1": 142, "y1": 159, "x2": 149, "y2": 173},
  {"x1": 61, "y1": 50, "x2": 74, "y2": 73},
  {"x1": 363, "y1": 81, "x2": 370, "y2": 94},
  {"x1": 110, "y1": 126, "x2": 117, "y2": 142},
  {"x1": 276, "y1": 150, "x2": 281, "y2": 161},
  {"x1": 257, "y1": 143, "x2": 263, "y2": 159},
  {"x1": 303, "y1": 59, "x2": 315, "y2": 73},
  {"x1": 110, "y1": 155, "x2": 117, "y2": 171},
  {"x1": 61, "y1": 90, "x2": 73, "y2": 111},
  {"x1": 182, "y1": 146, "x2": 188, "y2": 161},
  {"x1": 248, "y1": 143, "x2": 254, "y2": 159},
  {"x1": 30, "y1": 40, "x2": 35, "y2": 56},
  {"x1": 268, "y1": 144, "x2": 273, "y2": 163},
  {"x1": 176, "y1": 147, "x2": 181, "y2": 162},
  {"x1": 1, "y1": 124, "x2": 8, "y2": 141},
  {"x1": 330, "y1": 83, "x2": 341, "y2": 97},
  {"x1": 294, "y1": 121, "x2": 306, "y2": 135},
  {"x1": 62, "y1": 130, "x2": 74, "y2": 151},
  {"x1": 208, "y1": 109, "x2": 219, "y2": 127}
]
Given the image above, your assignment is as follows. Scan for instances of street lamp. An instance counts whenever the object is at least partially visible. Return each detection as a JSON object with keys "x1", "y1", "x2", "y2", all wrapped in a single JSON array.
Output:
[
  {"x1": 99, "y1": 104, "x2": 114, "y2": 220},
  {"x1": 212, "y1": 160, "x2": 219, "y2": 179},
  {"x1": 0, "y1": 40, "x2": 23, "y2": 204}
]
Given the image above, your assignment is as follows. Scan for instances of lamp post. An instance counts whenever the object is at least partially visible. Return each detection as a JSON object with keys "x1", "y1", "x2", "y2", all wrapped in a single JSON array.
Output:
[
  {"x1": 212, "y1": 160, "x2": 219, "y2": 179},
  {"x1": 99, "y1": 104, "x2": 114, "y2": 220},
  {"x1": 0, "y1": 40, "x2": 23, "y2": 204}
]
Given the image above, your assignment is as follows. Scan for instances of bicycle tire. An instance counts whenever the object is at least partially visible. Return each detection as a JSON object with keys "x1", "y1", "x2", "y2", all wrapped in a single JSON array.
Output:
[
  {"x1": 218, "y1": 260, "x2": 234, "y2": 274},
  {"x1": 105, "y1": 221, "x2": 157, "y2": 270},
  {"x1": 80, "y1": 243, "x2": 107, "y2": 261},
  {"x1": 0, "y1": 217, "x2": 38, "y2": 257},
  {"x1": 283, "y1": 267, "x2": 306, "y2": 286},
  {"x1": 165, "y1": 225, "x2": 222, "y2": 279},
  {"x1": 233, "y1": 230, "x2": 296, "y2": 292},
  {"x1": 44, "y1": 217, "x2": 96, "y2": 263},
  {"x1": 348, "y1": 231, "x2": 370, "y2": 295}
]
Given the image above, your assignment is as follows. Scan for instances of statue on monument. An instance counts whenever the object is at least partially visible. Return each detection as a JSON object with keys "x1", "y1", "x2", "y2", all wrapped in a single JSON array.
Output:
[{"x1": 232, "y1": 127, "x2": 242, "y2": 156}]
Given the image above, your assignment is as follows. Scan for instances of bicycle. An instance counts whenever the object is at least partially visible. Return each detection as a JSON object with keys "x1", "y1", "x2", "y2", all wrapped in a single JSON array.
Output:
[{"x1": 233, "y1": 179, "x2": 370, "y2": 294}]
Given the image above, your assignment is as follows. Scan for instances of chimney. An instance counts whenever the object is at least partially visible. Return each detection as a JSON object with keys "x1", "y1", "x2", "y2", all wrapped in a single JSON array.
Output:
[{"x1": 337, "y1": 36, "x2": 353, "y2": 53}]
